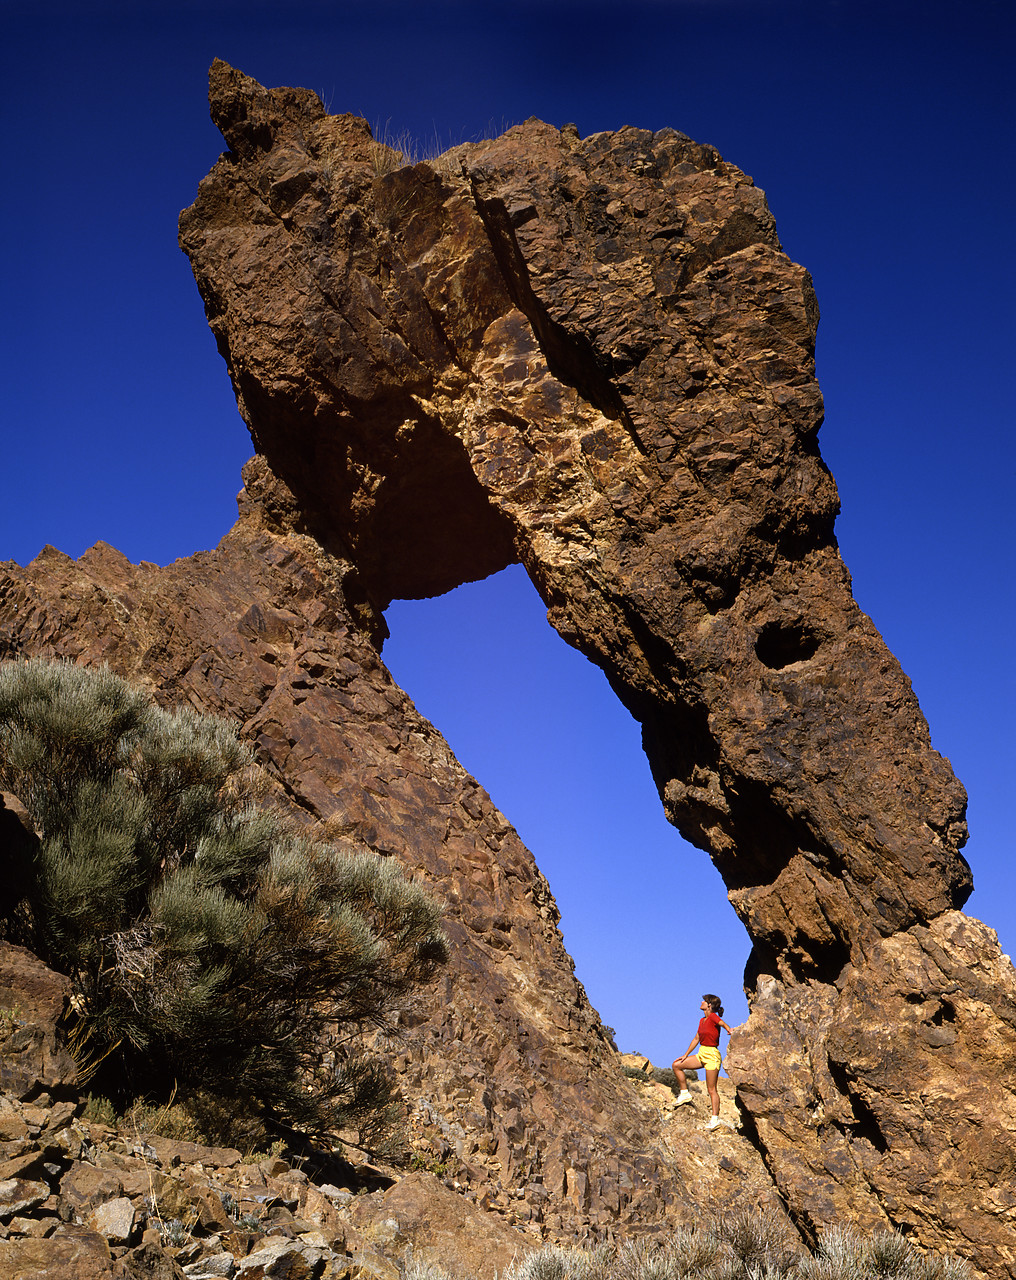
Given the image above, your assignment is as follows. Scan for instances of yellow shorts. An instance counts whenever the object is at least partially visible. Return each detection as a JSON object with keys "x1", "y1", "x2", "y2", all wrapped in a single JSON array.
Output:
[{"x1": 697, "y1": 1046, "x2": 722, "y2": 1072}]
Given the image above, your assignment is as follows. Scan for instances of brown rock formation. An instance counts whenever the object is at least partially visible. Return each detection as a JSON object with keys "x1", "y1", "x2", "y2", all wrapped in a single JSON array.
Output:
[
  {"x1": 0, "y1": 499, "x2": 782, "y2": 1243},
  {"x1": 2, "y1": 60, "x2": 1014, "y2": 1275},
  {"x1": 348, "y1": 1172, "x2": 536, "y2": 1278},
  {"x1": 0, "y1": 943, "x2": 77, "y2": 1104},
  {"x1": 175, "y1": 63, "x2": 1015, "y2": 1273}
]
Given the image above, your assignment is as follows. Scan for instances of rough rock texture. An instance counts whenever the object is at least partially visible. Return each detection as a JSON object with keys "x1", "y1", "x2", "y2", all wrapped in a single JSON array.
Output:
[
  {"x1": 0, "y1": 1231, "x2": 116, "y2": 1280},
  {"x1": 178, "y1": 63, "x2": 1016, "y2": 1274},
  {"x1": 0, "y1": 980, "x2": 528, "y2": 1279},
  {"x1": 347, "y1": 1172, "x2": 535, "y2": 1279},
  {"x1": 0, "y1": 507, "x2": 782, "y2": 1243},
  {"x1": 0, "y1": 943, "x2": 77, "y2": 1103},
  {"x1": 2, "y1": 60, "x2": 1014, "y2": 1275}
]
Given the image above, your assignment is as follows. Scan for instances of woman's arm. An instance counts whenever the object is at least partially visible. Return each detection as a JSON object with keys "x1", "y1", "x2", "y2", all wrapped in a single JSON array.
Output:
[{"x1": 718, "y1": 1018, "x2": 733, "y2": 1036}]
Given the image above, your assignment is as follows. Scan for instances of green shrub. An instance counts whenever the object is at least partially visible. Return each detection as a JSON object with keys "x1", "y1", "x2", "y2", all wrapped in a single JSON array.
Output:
[
  {"x1": 0, "y1": 657, "x2": 448, "y2": 1150},
  {"x1": 504, "y1": 1215, "x2": 975, "y2": 1280},
  {"x1": 80, "y1": 1093, "x2": 119, "y2": 1127},
  {"x1": 797, "y1": 1227, "x2": 974, "y2": 1280}
]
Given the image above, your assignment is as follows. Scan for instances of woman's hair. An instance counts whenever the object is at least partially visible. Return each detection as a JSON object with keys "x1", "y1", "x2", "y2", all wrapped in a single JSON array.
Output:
[{"x1": 702, "y1": 993, "x2": 724, "y2": 1017}]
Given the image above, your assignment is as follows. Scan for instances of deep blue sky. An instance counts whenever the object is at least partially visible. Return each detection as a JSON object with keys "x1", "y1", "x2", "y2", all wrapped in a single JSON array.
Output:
[{"x1": 3, "y1": 0, "x2": 1013, "y2": 1065}]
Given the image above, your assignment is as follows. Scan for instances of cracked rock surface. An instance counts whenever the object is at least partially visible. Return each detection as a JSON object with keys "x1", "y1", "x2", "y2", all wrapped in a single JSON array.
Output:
[
  {"x1": 0, "y1": 508, "x2": 781, "y2": 1248},
  {"x1": 2, "y1": 61, "x2": 1014, "y2": 1276}
]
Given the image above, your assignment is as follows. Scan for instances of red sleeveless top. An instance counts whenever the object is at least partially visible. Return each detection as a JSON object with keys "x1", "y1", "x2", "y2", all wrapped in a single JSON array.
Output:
[{"x1": 698, "y1": 1012, "x2": 722, "y2": 1047}]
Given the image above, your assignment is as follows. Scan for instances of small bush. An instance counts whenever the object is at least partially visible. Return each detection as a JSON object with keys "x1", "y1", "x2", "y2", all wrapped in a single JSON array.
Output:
[
  {"x1": 616, "y1": 1229, "x2": 724, "y2": 1280},
  {"x1": 158, "y1": 1218, "x2": 189, "y2": 1248},
  {"x1": 0, "y1": 657, "x2": 448, "y2": 1150},
  {"x1": 0, "y1": 1004, "x2": 21, "y2": 1038},
  {"x1": 504, "y1": 1215, "x2": 975, "y2": 1280},
  {"x1": 506, "y1": 1245, "x2": 610, "y2": 1280},
  {"x1": 403, "y1": 1264, "x2": 455, "y2": 1280},
  {"x1": 121, "y1": 1096, "x2": 206, "y2": 1143},
  {"x1": 623, "y1": 1064, "x2": 651, "y2": 1080},
  {"x1": 716, "y1": 1205, "x2": 800, "y2": 1276},
  {"x1": 81, "y1": 1093, "x2": 119, "y2": 1127},
  {"x1": 798, "y1": 1227, "x2": 974, "y2": 1280}
]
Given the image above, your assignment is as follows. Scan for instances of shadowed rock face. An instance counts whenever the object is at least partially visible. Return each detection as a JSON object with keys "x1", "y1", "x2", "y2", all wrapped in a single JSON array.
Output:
[
  {"x1": 174, "y1": 65, "x2": 1016, "y2": 1272},
  {"x1": 0, "y1": 507, "x2": 785, "y2": 1244},
  {"x1": 3, "y1": 62, "x2": 1014, "y2": 1273},
  {"x1": 180, "y1": 64, "x2": 973, "y2": 977}
]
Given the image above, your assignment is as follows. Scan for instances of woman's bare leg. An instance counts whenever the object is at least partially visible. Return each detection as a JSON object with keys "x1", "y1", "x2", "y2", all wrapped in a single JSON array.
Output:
[
  {"x1": 705, "y1": 1067, "x2": 720, "y2": 1116},
  {"x1": 672, "y1": 1054, "x2": 701, "y2": 1093}
]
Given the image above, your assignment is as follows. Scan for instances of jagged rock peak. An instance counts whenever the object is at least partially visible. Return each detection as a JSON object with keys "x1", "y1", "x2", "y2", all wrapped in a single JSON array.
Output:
[
  {"x1": 1, "y1": 63, "x2": 1011, "y2": 1276},
  {"x1": 176, "y1": 66, "x2": 1016, "y2": 1273}
]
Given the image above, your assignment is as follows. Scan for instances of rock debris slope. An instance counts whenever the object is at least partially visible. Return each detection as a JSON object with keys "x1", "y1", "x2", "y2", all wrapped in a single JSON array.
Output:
[
  {"x1": 176, "y1": 63, "x2": 1016, "y2": 1272},
  {"x1": 2, "y1": 60, "x2": 1014, "y2": 1274},
  {"x1": 0, "y1": 498, "x2": 781, "y2": 1246}
]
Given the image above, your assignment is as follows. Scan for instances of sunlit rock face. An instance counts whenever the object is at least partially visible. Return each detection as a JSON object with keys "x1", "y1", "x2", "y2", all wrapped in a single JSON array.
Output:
[
  {"x1": 181, "y1": 63, "x2": 973, "y2": 964},
  {"x1": 176, "y1": 63, "x2": 1016, "y2": 1272},
  {"x1": 0, "y1": 499, "x2": 784, "y2": 1242},
  {"x1": 3, "y1": 61, "x2": 1013, "y2": 1272}
]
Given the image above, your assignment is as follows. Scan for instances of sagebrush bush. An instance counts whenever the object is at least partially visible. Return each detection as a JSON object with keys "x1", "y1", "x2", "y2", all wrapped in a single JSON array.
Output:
[
  {"x1": 501, "y1": 1214, "x2": 974, "y2": 1280},
  {"x1": 0, "y1": 657, "x2": 448, "y2": 1149},
  {"x1": 615, "y1": 1228, "x2": 724, "y2": 1280},
  {"x1": 796, "y1": 1227, "x2": 973, "y2": 1280},
  {"x1": 506, "y1": 1245, "x2": 610, "y2": 1280}
]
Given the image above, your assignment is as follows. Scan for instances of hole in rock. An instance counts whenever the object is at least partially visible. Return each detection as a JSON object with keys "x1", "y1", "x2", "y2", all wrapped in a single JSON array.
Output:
[
  {"x1": 383, "y1": 563, "x2": 752, "y2": 1068},
  {"x1": 754, "y1": 619, "x2": 822, "y2": 670},
  {"x1": 826, "y1": 1057, "x2": 889, "y2": 1153}
]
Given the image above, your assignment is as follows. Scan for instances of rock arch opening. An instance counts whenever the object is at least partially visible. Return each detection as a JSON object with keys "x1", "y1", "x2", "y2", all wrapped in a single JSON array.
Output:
[{"x1": 382, "y1": 563, "x2": 752, "y2": 1062}]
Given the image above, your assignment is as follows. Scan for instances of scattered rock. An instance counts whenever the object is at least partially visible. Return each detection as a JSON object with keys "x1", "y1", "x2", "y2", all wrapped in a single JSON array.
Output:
[
  {"x1": 112, "y1": 1241, "x2": 188, "y2": 1280},
  {"x1": 0, "y1": 1228, "x2": 113, "y2": 1279},
  {"x1": 143, "y1": 1140, "x2": 242, "y2": 1172},
  {"x1": 0, "y1": 59, "x2": 1009, "y2": 1280},
  {"x1": 349, "y1": 1172, "x2": 537, "y2": 1279},
  {"x1": 60, "y1": 1162, "x2": 125, "y2": 1217},
  {"x1": 235, "y1": 1235, "x2": 327, "y2": 1277},
  {"x1": 0, "y1": 1177, "x2": 49, "y2": 1219},
  {"x1": 0, "y1": 943, "x2": 77, "y2": 1101},
  {"x1": 182, "y1": 1251, "x2": 233, "y2": 1278},
  {"x1": 89, "y1": 1198, "x2": 135, "y2": 1245}
]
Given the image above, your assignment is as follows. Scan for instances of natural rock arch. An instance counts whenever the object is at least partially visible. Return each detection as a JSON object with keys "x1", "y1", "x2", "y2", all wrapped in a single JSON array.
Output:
[
  {"x1": 181, "y1": 60, "x2": 971, "y2": 963},
  {"x1": 4, "y1": 60, "x2": 1011, "y2": 1273},
  {"x1": 176, "y1": 65, "x2": 1016, "y2": 1271}
]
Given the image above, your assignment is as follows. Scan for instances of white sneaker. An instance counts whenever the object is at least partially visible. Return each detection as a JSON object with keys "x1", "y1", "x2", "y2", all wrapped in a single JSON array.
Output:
[
  {"x1": 707, "y1": 1115, "x2": 723, "y2": 1130},
  {"x1": 674, "y1": 1090, "x2": 694, "y2": 1106}
]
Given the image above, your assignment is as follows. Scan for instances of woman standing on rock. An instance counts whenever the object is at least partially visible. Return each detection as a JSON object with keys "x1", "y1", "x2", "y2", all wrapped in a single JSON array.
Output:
[{"x1": 672, "y1": 994, "x2": 733, "y2": 1130}]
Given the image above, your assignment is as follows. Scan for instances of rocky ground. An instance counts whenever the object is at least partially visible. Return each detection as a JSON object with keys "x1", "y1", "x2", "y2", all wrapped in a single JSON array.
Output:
[
  {"x1": 2, "y1": 61, "x2": 1013, "y2": 1277},
  {"x1": 0, "y1": 942, "x2": 766, "y2": 1280}
]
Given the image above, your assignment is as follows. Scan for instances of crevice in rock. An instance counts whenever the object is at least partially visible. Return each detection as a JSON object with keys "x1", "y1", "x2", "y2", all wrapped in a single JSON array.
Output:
[
  {"x1": 467, "y1": 181, "x2": 649, "y2": 456},
  {"x1": 784, "y1": 933, "x2": 852, "y2": 985},
  {"x1": 734, "y1": 1097, "x2": 816, "y2": 1249},
  {"x1": 826, "y1": 1057, "x2": 889, "y2": 1154},
  {"x1": 742, "y1": 942, "x2": 780, "y2": 998}
]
